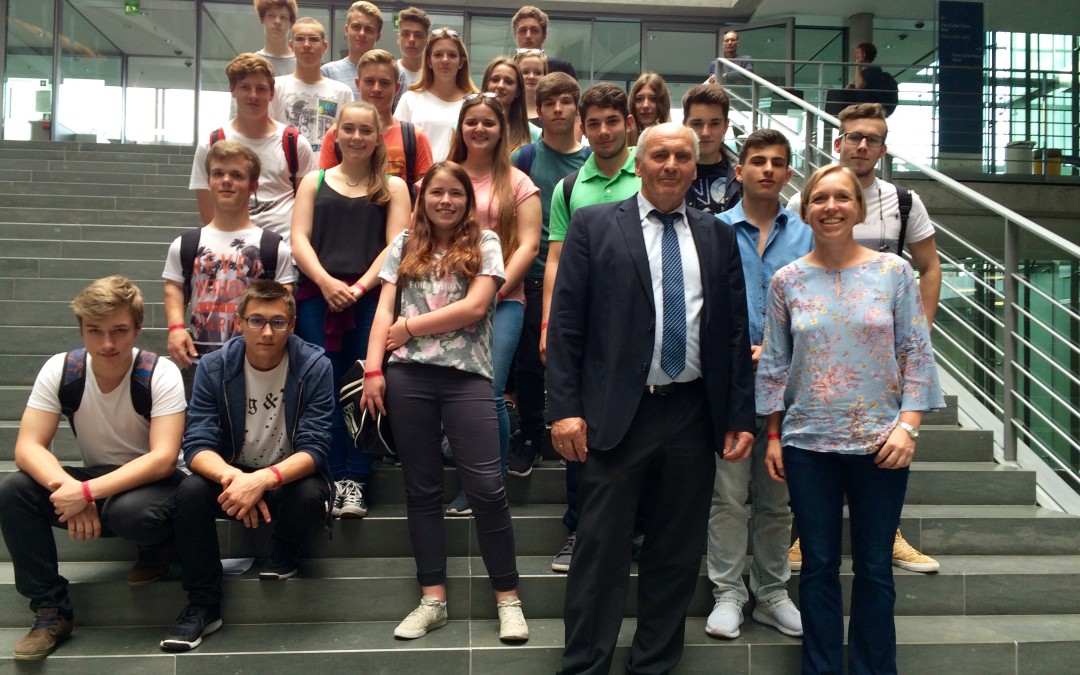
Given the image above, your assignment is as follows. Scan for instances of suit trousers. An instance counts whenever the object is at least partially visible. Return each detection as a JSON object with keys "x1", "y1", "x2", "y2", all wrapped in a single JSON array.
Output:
[{"x1": 559, "y1": 381, "x2": 716, "y2": 675}]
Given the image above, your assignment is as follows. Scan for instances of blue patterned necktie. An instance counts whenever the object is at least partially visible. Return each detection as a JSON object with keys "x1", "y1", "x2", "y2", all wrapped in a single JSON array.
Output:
[{"x1": 653, "y1": 209, "x2": 686, "y2": 379}]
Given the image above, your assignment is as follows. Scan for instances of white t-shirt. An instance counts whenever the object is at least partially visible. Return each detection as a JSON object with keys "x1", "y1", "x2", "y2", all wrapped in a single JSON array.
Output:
[
  {"x1": 26, "y1": 349, "x2": 186, "y2": 467},
  {"x1": 236, "y1": 354, "x2": 292, "y2": 468},
  {"x1": 269, "y1": 75, "x2": 353, "y2": 152},
  {"x1": 787, "y1": 177, "x2": 934, "y2": 254},
  {"x1": 393, "y1": 89, "x2": 464, "y2": 163},
  {"x1": 162, "y1": 226, "x2": 297, "y2": 354},
  {"x1": 188, "y1": 120, "x2": 316, "y2": 240}
]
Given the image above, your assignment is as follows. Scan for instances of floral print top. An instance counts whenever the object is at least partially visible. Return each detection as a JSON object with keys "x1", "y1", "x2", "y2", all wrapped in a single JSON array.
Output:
[
  {"x1": 756, "y1": 253, "x2": 944, "y2": 454},
  {"x1": 380, "y1": 229, "x2": 505, "y2": 380}
]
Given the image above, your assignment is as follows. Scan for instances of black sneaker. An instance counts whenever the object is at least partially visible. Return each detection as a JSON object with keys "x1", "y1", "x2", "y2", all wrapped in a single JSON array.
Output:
[
  {"x1": 507, "y1": 440, "x2": 541, "y2": 478},
  {"x1": 259, "y1": 559, "x2": 298, "y2": 580},
  {"x1": 160, "y1": 604, "x2": 222, "y2": 652},
  {"x1": 551, "y1": 533, "x2": 576, "y2": 573}
]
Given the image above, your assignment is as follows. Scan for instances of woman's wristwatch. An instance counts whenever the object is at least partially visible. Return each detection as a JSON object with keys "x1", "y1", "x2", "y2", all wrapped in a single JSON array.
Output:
[{"x1": 897, "y1": 421, "x2": 920, "y2": 440}]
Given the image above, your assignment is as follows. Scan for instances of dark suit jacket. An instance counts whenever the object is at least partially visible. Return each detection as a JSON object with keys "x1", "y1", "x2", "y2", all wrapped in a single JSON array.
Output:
[{"x1": 546, "y1": 195, "x2": 756, "y2": 454}]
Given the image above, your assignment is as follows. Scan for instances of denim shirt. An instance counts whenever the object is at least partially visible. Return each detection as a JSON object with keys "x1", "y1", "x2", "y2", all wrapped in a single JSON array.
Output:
[{"x1": 719, "y1": 202, "x2": 813, "y2": 346}]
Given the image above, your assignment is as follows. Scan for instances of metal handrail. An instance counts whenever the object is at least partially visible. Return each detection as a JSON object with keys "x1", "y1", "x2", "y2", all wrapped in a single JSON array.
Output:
[{"x1": 719, "y1": 57, "x2": 1080, "y2": 494}]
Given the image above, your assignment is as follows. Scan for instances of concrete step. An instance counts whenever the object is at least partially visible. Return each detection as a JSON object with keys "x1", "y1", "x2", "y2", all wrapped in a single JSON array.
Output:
[
  {"x1": 26, "y1": 170, "x2": 188, "y2": 187},
  {"x1": 0, "y1": 240, "x2": 168, "y2": 262},
  {"x1": 0, "y1": 180, "x2": 191, "y2": 200},
  {"x1": 0, "y1": 553, "x2": 1078, "y2": 627},
  {"x1": 2, "y1": 614, "x2": 1078, "y2": 674},
  {"x1": 0, "y1": 222, "x2": 181, "y2": 243},
  {"x1": 0, "y1": 258, "x2": 170, "y2": 283},
  {"x1": 0, "y1": 158, "x2": 192, "y2": 176},
  {"x1": 0, "y1": 193, "x2": 196, "y2": 213},
  {"x1": 0, "y1": 139, "x2": 195, "y2": 157},
  {"x1": 0, "y1": 277, "x2": 166, "y2": 303},
  {"x1": 0, "y1": 207, "x2": 198, "y2": 227},
  {"x1": 0, "y1": 300, "x2": 165, "y2": 328},
  {"x1": 0, "y1": 327, "x2": 167, "y2": 357}
]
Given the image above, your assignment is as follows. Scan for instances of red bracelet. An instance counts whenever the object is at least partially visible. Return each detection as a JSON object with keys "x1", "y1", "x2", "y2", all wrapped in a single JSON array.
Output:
[
  {"x1": 168, "y1": 323, "x2": 187, "y2": 332},
  {"x1": 767, "y1": 432, "x2": 781, "y2": 441},
  {"x1": 497, "y1": 292, "x2": 505, "y2": 301},
  {"x1": 268, "y1": 466, "x2": 283, "y2": 487},
  {"x1": 81, "y1": 480, "x2": 94, "y2": 503},
  {"x1": 354, "y1": 283, "x2": 367, "y2": 295},
  {"x1": 540, "y1": 322, "x2": 549, "y2": 330},
  {"x1": 364, "y1": 369, "x2": 383, "y2": 378}
]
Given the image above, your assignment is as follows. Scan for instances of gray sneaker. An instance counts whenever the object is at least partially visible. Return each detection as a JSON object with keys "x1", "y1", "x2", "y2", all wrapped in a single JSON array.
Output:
[
  {"x1": 445, "y1": 489, "x2": 472, "y2": 516},
  {"x1": 394, "y1": 595, "x2": 447, "y2": 639},
  {"x1": 551, "y1": 533, "x2": 576, "y2": 573},
  {"x1": 338, "y1": 480, "x2": 368, "y2": 518}
]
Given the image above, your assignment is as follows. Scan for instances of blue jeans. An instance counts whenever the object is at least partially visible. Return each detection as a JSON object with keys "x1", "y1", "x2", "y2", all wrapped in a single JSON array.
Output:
[
  {"x1": 783, "y1": 446, "x2": 909, "y2": 675},
  {"x1": 706, "y1": 419, "x2": 793, "y2": 608},
  {"x1": 296, "y1": 292, "x2": 377, "y2": 482},
  {"x1": 491, "y1": 300, "x2": 524, "y2": 473}
]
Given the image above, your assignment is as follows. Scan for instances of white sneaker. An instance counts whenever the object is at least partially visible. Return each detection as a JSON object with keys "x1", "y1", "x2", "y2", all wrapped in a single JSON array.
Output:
[
  {"x1": 394, "y1": 595, "x2": 447, "y2": 639},
  {"x1": 752, "y1": 598, "x2": 803, "y2": 637},
  {"x1": 497, "y1": 596, "x2": 529, "y2": 642},
  {"x1": 705, "y1": 601, "x2": 743, "y2": 638},
  {"x1": 338, "y1": 480, "x2": 368, "y2": 518},
  {"x1": 331, "y1": 480, "x2": 346, "y2": 518}
]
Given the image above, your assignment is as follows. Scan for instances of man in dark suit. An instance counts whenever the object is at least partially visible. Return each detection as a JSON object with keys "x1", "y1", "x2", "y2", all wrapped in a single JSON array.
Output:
[{"x1": 546, "y1": 122, "x2": 757, "y2": 674}]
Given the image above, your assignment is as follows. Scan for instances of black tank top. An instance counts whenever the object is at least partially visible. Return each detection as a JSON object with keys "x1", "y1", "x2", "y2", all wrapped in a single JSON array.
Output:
[{"x1": 300, "y1": 176, "x2": 388, "y2": 283}]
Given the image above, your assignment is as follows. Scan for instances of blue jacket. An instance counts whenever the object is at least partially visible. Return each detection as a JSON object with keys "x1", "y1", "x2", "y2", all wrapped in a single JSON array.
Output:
[{"x1": 183, "y1": 334, "x2": 334, "y2": 491}]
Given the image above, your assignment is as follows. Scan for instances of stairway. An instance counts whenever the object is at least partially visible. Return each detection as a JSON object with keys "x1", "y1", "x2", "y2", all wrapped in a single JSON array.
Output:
[{"x1": 0, "y1": 140, "x2": 1078, "y2": 673}]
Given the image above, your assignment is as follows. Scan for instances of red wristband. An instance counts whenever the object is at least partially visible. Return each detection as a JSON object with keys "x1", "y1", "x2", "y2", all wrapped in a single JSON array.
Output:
[
  {"x1": 364, "y1": 369, "x2": 383, "y2": 378},
  {"x1": 497, "y1": 292, "x2": 505, "y2": 301},
  {"x1": 767, "y1": 432, "x2": 781, "y2": 441},
  {"x1": 168, "y1": 323, "x2": 187, "y2": 332},
  {"x1": 81, "y1": 480, "x2": 94, "y2": 503},
  {"x1": 540, "y1": 322, "x2": 549, "y2": 330},
  {"x1": 354, "y1": 283, "x2": 367, "y2": 295},
  {"x1": 268, "y1": 466, "x2": 283, "y2": 487}
]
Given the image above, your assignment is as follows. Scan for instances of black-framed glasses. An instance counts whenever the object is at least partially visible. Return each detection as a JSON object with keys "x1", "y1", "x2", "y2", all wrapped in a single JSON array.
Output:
[
  {"x1": 463, "y1": 92, "x2": 499, "y2": 102},
  {"x1": 839, "y1": 132, "x2": 886, "y2": 148},
  {"x1": 242, "y1": 315, "x2": 291, "y2": 332},
  {"x1": 514, "y1": 48, "x2": 546, "y2": 57},
  {"x1": 430, "y1": 28, "x2": 460, "y2": 38}
]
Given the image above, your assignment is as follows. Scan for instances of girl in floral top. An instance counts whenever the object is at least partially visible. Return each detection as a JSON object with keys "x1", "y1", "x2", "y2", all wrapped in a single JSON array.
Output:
[
  {"x1": 756, "y1": 164, "x2": 943, "y2": 674},
  {"x1": 361, "y1": 161, "x2": 528, "y2": 643}
]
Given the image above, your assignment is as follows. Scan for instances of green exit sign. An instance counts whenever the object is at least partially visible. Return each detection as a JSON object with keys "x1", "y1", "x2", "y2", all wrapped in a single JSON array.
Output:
[{"x1": 124, "y1": 1, "x2": 139, "y2": 16}]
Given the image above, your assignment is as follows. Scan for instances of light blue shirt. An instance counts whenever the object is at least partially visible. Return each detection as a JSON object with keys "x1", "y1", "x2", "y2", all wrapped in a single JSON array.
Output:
[
  {"x1": 637, "y1": 194, "x2": 703, "y2": 385},
  {"x1": 720, "y1": 201, "x2": 813, "y2": 346},
  {"x1": 320, "y1": 58, "x2": 360, "y2": 100}
]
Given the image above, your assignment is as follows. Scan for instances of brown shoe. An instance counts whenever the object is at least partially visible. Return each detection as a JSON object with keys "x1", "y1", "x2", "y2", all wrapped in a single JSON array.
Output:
[
  {"x1": 128, "y1": 545, "x2": 172, "y2": 586},
  {"x1": 13, "y1": 608, "x2": 73, "y2": 660}
]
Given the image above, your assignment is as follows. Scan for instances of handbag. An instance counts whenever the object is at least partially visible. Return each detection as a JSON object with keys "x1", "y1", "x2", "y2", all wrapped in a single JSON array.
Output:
[{"x1": 339, "y1": 358, "x2": 396, "y2": 457}]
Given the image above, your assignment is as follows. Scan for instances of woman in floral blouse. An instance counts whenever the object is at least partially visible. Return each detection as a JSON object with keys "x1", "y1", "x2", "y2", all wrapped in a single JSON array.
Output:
[
  {"x1": 756, "y1": 164, "x2": 943, "y2": 674},
  {"x1": 361, "y1": 161, "x2": 528, "y2": 644}
]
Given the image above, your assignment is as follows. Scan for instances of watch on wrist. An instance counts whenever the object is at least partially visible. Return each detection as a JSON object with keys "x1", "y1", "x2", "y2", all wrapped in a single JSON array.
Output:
[{"x1": 897, "y1": 421, "x2": 919, "y2": 440}]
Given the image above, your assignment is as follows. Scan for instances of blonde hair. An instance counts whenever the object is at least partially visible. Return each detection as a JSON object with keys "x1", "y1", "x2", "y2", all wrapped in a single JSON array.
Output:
[
  {"x1": 291, "y1": 17, "x2": 326, "y2": 40},
  {"x1": 347, "y1": 1, "x2": 383, "y2": 32},
  {"x1": 71, "y1": 276, "x2": 145, "y2": 328}
]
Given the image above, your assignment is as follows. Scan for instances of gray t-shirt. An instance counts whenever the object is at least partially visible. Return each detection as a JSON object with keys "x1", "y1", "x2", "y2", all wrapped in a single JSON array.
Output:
[{"x1": 379, "y1": 229, "x2": 505, "y2": 379}]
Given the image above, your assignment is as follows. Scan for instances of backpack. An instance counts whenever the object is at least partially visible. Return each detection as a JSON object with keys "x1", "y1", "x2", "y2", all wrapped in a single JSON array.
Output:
[
  {"x1": 896, "y1": 185, "x2": 913, "y2": 254},
  {"x1": 58, "y1": 348, "x2": 158, "y2": 437},
  {"x1": 877, "y1": 72, "x2": 900, "y2": 117},
  {"x1": 210, "y1": 126, "x2": 301, "y2": 193},
  {"x1": 178, "y1": 227, "x2": 281, "y2": 306},
  {"x1": 561, "y1": 168, "x2": 582, "y2": 213},
  {"x1": 513, "y1": 144, "x2": 592, "y2": 185}
]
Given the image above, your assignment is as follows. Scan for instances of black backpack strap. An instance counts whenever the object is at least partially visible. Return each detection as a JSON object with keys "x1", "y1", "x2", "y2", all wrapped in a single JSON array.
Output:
[
  {"x1": 179, "y1": 228, "x2": 202, "y2": 307},
  {"x1": 896, "y1": 185, "x2": 912, "y2": 254},
  {"x1": 401, "y1": 121, "x2": 417, "y2": 187},
  {"x1": 513, "y1": 144, "x2": 536, "y2": 175},
  {"x1": 562, "y1": 168, "x2": 582, "y2": 213},
  {"x1": 129, "y1": 350, "x2": 158, "y2": 422},
  {"x1": 282, "y1": 126, "x2": 300, "y2": 193},
  {"x1": 258, "y1": 229, "x2": 282, "y2": 280},
  {"x1": 58, "y1": 348, "x2": 87, "y2": 436}
]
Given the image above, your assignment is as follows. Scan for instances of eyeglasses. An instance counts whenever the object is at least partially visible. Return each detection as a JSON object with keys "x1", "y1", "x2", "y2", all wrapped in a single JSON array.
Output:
[
  {"x1": 463, "y1": 92, "x2": 499, "y2": 102},
  {"x1": 515, "y1": 48, "x2": 546, "y2": 57},
  {"x1": 290, "y1": 35, "x2": 324, "y2": 44},
  {"x1": 840, "y1": 132, "x2": 886, "y2": 148},
  {"x1": 242, "y1": 315, "x2": 291, "y2": 332},
  {"x1": 430, "y1": 28, "x2": 460, "y2": 38}
]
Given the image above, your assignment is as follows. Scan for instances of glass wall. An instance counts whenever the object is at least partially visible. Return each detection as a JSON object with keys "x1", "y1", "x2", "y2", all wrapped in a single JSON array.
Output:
[{"x1": 3, "y1": 0, "x2": 55, "y2": 140}]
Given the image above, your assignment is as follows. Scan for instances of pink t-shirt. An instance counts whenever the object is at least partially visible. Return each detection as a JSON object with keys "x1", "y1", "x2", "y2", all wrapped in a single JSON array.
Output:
[{"x1": 469, "y1": 168, "x2": 539, "y2": 304}]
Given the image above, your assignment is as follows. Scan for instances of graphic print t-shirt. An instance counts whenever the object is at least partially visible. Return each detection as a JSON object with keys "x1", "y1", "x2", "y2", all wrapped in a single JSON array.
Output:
[{"x1": 237, "y1": 354, "x2": 292, "y2": 468}]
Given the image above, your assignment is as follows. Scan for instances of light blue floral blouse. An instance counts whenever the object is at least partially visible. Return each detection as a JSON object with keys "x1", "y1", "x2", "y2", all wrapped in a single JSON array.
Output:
[
  {"x1": 756, "y1": 253, "x2": 944, "y2": 454},
  {"x1": 380, "y1": 229, "x2": 505, "y2": 380}
]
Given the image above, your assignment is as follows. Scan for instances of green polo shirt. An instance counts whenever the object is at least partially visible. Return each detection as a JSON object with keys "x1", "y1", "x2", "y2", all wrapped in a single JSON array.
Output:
[{"x1": 548, "y1": 151, "x2": 641, "y2": 242}]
